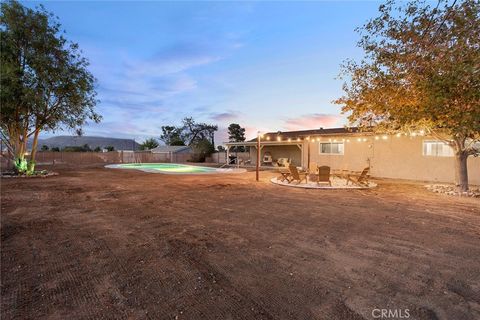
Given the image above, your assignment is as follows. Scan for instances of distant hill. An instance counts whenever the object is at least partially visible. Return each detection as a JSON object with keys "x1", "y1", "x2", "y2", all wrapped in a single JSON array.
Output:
[{"x1": 32, "y1": 136, "x2": 140, "y2": 151}]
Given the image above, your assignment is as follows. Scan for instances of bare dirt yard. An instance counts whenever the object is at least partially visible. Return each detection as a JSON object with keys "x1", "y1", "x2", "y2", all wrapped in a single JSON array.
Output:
[{"x1": 1, "y1": 165, "x2": 479, "y2": 320}]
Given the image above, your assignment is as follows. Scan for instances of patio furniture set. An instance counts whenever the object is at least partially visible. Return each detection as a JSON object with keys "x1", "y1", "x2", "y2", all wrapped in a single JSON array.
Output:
[{"x1": 278, "y1": 165, "x2": 371, "y2": 187}]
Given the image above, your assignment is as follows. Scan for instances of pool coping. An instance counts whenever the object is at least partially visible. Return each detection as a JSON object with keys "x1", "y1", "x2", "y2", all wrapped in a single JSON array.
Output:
[{"x1": 105, "y1": 163, "x2": 247, "y2": 175}]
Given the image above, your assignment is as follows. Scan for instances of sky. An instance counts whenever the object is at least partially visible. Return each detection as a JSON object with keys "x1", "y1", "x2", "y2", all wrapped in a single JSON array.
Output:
[{"x1": 25, "y1": 1, "x2": 383, "y2": 144}]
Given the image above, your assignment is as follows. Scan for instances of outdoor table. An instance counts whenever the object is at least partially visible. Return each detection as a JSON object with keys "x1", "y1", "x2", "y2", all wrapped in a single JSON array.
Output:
[
  {"x1": 332, "y1": 169, "x2": 350, "y2": 179},
  {"x1": 278, "y1": 170, "x2": 291, "y2": 182}
]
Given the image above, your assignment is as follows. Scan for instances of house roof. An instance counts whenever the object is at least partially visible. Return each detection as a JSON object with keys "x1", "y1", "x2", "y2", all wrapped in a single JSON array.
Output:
[
  {"x1": 150, "y1": 145, "x2": 191, "y2": 153},
  {"x1": 246, "y1": 127, "x2": 362, "y2": 142}
]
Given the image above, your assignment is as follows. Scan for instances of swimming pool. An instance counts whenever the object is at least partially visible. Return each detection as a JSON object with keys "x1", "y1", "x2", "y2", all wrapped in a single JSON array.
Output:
[{"x1": 105, "y1": 163, "x2": 245, "y2": 174}]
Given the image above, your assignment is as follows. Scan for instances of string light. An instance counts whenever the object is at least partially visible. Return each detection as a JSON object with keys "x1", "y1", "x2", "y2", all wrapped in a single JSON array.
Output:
[
  {"x1": 266, "y1": 136, "x2": 271, "y2": 140},
  {"x1": 396, "y1": 133, "x2": 401, "y2": 137}
]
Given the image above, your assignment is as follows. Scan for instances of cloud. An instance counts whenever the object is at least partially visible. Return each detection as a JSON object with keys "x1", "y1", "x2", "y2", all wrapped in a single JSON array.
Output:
[
  {"x1": 283, "y1": 113, "x2": 341, "y2": 131},
  {"x1": 125, "y1": 43, "x2": 222, "y2": 78},
  {"x1": 81, "y1": 33, "x2": 245, "y2": 140},
  {"x1": 92, "y1": 42, "x2": 227, "y2": 124},
  {"x1": 210, "y1": 111, "x2": 240, "y2": 122}
]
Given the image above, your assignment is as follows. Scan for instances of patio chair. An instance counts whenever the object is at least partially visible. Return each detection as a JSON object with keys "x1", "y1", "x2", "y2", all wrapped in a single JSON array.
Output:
[
  {"x1": 276, "y1": 158, "x2": 290, "y2": 167},
  {"x1": 288, "y1": 165, "x2": 307, "y2": 184},
  {"x1": 346, "y1": 167, "x2": 370, "y2": 186},
  {"x1": 262, "y1": 152, "x2": 273, "y2": 165},
  {"x1": 317, "y1": 166, "x2": 331, "y2": 186}
]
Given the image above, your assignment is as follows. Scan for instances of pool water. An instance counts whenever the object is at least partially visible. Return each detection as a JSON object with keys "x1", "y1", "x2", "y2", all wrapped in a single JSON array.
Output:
[{"x1": 106, "y1": 163, "x2": 243, "y2": 174}]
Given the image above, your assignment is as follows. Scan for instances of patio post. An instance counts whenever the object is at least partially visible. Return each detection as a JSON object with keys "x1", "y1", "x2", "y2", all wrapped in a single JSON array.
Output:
[
  {"x1": 307, "y1": 137, "x2": 311, "y2": 170},
  {"x1": 256, "y1": 132, "x2": 260, "y2": 181},
  {"x1": 226, "y1": 145, "x2": 230, "y2": 165}
]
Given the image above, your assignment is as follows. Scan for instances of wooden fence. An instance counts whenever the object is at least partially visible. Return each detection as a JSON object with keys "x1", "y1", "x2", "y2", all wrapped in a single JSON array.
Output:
[{"x1": 0, "y1": 151, "x2": 233, "y2": 168}]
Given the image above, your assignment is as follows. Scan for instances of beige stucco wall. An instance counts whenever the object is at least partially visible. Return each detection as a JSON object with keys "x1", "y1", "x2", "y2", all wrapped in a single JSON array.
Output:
[
  {"x1": 305, "y1": 136, "x2": 372, "y2": 172},
  {"x1": 304, "y1": 135, "x2": 480, "y2": 185}
]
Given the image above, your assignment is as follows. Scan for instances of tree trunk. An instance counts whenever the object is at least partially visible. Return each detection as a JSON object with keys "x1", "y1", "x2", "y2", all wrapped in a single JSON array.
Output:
[
  {"x1": 28, "y1": 128, "x2": 41, "y2": 173},
  {"x1": 454, "y1": 152, "x2": 468, "y2": 192}
]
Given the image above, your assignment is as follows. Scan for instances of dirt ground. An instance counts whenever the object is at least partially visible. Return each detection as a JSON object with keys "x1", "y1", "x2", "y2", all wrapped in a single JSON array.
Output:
[{"x1": 1, "y1": 165, "x2": 479, "y2": 320}]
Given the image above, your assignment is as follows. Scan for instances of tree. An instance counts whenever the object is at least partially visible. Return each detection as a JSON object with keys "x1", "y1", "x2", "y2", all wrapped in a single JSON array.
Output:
[
  {"x1": 0, "y1": 0, "x2": 100, "y2": 174},
  {"x1": 40, "y1": 145, "x2": 49, "y2": 151},
  {"x1": 105, "y1": 146, "x2": 114, "y2": 152},
  {"x1": 139, "y1": 138, "x2": 159, "y2": 150},
  {"x1": 93, "y1": 146, "x2": 101, "y2": 152},
  {"x1": 159, "y1": 126, "x2": 185, "y2": 146},
  {"x1": 335, "y1": 0, "x2": 480, "y2": 192},
  {"x1": 217, "y1": 145, "x2": 226, "y2": 152},
  {"x1": 191, "y1": 138, "x2": 215, "y2": 162},
  {"x1": 228, "y1": 123, "x2": 246, "y2": 142},
  {"x1": 181, "y1": 117, "x2": 218, "y2": 147},
  {"x1": 62, "y1": 144, "x2": 90, "y2": 152},
  {"x1": 170, "y1": 140, "x2": 186, "y2": 146},
  {"x1": 160, "y1": 118, "x2": 218, "y2": 147},
  {"x1": 228, "y1": 123, "x2": 246, "y2": 152}
]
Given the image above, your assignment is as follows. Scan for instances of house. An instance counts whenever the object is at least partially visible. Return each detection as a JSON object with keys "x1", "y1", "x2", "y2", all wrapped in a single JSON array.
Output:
[
  {"x1": 150, "y1": 145, "x2": 192, "y2": 154},
  {"x1": 150, "y1": 145, "x2": 193, "y2": 163},
  {"x1": 224, "y1": 127, "x2": 480, "y2": 185}
]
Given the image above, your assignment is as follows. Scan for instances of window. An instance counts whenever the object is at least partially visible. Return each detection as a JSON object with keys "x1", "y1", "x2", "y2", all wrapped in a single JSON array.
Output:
[
  {"x1": 319, "y1": 142, "x2": 344, "y2": 155},
  {"x1": 422, "y1": 141, "x2": 454, "y2": 157}
]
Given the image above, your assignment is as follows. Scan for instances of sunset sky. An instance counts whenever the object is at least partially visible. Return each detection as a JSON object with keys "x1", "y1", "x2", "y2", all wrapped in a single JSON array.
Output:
[{"x1": 26, "y1": 1, "x2": 382, "y2": 144}]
